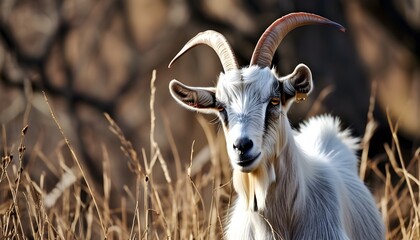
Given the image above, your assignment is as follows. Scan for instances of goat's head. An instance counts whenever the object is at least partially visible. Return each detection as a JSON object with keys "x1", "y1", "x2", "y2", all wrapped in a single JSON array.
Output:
[{"x1": 169, "y1": 13, "x2": 344, "y2": 173}]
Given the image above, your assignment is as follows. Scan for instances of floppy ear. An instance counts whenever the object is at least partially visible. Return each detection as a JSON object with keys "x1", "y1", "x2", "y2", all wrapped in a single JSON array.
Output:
[
  {"x1": 169, "y1": 80, "x2": 218, "y2": 114},
  {"x1": 281, "y1": 63, "x2": 313, "y2": 108}
]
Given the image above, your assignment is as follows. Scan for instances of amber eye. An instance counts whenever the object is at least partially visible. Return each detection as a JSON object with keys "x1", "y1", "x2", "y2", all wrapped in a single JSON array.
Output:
[
  {"x1": 270, "y1": 97, "x2": 280, "y2": 106},
  {"x1": 216, "y1": 105, "x2": 225, "y2": 112}
]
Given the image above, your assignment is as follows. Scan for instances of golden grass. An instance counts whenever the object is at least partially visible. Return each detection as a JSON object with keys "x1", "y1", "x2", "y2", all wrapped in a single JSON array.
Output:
[{"x1": 0, "y1": 71, "x2": 419, "y2": 239}]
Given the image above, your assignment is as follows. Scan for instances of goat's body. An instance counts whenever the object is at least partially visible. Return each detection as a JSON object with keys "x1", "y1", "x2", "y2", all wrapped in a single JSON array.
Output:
[
  {"x1": 225, "y1": 115, "x2": 385, "y2": 240},
  {"x1": 168, "y1": 14, "x2": 384, "y2": 239}
]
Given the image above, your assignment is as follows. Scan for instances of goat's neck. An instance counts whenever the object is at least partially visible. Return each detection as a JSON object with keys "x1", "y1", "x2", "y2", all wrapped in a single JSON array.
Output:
[{"x1": 232, "y1": 118, "x2": 308, "y2": 213}]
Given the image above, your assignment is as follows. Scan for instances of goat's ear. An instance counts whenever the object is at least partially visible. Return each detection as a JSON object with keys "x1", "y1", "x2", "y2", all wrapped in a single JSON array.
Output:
[
  {"x1": 169, "y1": 80, "x2": 218, "y2": 114},
  {"x1": 281, "y1": 64, "x2": 313, "y2": 107}
]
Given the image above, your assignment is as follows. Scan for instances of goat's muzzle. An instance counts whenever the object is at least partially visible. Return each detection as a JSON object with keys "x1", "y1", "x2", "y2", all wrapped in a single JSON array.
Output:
[
  {"x1": 236, "y1": 152, "x2": 261, "y2": 169},
  {"x1": 232, "y1": 137, "x2": 261, "y2": 171},
  {"x1": 233, "y1": 137, "x2": 253, "y2": 155}
]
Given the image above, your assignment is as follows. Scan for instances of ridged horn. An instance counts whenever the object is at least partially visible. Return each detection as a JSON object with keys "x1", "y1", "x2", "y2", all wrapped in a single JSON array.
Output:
[
  {"x1": 250, "y1": 12, "x2": 345, "y2": 68},
  {"x1": 168, "y1": 30, "x2": 239, "y2": 72}
]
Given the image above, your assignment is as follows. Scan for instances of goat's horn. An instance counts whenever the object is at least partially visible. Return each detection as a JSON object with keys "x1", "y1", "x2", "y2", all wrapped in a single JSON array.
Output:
[
  {"x1": 250, "y1": 12, "x2": 345, "y2": 68},
  {"x1": 168, "y1": 30, "x2": 239, "y2": 72}
]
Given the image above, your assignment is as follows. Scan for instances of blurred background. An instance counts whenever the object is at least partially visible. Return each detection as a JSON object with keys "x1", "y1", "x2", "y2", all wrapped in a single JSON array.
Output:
[{"x1": 0, "y1": 0, "x2": 419, "y2": 224}]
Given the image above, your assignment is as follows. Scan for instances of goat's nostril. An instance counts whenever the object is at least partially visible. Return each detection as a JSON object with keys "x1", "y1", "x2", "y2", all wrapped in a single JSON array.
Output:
[{"x1": 233, "y1": 138, "x2": 253, "y2": 154}]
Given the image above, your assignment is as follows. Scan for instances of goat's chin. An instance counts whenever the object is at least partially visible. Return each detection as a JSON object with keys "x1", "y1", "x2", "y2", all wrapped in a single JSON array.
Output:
[{"x1": 231, "y1": 154, "x2": 262, "y2": 173}]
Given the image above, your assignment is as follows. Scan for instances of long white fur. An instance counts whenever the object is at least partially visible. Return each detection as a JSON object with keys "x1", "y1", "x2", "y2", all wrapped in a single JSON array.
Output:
[{"x1": 225, "y1": 113, "x2": 384, "y2": 240}]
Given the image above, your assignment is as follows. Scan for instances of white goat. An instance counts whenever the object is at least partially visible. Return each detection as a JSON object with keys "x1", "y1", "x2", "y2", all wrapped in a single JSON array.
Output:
[{"x1": 169, "y1": 12, "x2": 385, "y2": 240}]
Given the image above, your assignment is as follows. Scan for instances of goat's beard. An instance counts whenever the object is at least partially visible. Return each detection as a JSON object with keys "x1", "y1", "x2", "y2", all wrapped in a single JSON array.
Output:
[{"x1": 232, "y1": 158, "x2": 276, "y2": 211}]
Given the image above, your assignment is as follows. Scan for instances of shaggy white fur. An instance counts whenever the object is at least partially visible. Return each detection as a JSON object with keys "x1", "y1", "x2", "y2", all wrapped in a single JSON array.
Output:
[{"x1": 224, "y1": 114, "x2": 384, "y2": 240}]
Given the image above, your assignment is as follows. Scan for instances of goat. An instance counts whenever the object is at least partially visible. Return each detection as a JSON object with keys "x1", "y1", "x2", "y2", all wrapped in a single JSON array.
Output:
[{"x1": 168, "y1": 12, "x2": 385, "y2": 240}]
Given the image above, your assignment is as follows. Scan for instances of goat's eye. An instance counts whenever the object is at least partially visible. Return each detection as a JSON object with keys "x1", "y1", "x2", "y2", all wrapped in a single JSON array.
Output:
[
  {"x1": 215, "y1": 102, "x2": 225, "y2": 112},
  {"x1": 270, "y1": 97, "x2": 280, "y2": 106}
]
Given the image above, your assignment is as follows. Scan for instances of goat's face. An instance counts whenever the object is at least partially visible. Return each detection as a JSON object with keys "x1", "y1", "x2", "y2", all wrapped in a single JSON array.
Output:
[
  {"x1": 168, "y1": 13, "x2": 342, "y2": 172},
  {"x1": 169, "y1": 64, "x2": 312, "y2": 172}
]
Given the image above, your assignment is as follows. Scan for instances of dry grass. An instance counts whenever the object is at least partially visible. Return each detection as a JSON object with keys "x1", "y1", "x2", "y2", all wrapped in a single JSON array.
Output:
[{"x1": 0, "y1": 71, "x2": 418, "y2": 239}]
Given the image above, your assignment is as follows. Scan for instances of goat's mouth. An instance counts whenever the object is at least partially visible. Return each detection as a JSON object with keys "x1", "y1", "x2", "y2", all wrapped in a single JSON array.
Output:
[{"x1": 235, "y1": 152, "x2": 261, "y2": 171}]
